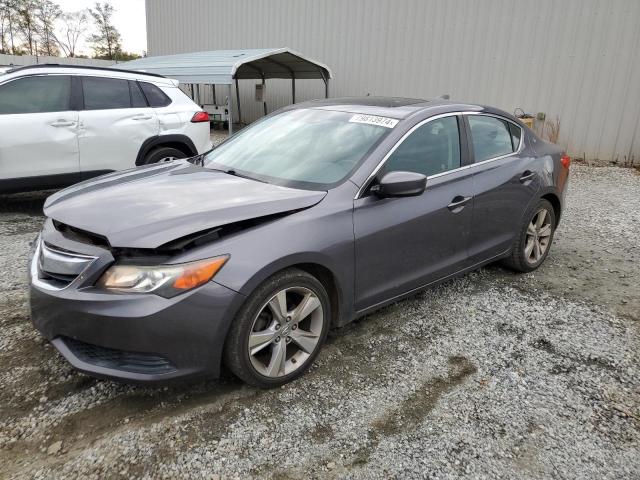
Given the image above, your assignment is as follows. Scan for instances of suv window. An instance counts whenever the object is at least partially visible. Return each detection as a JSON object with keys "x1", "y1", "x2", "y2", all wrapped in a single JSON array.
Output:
[
  {"x1": 0, "y1": 75, "x2": 71, "y2": 114},
  {"x1": 468, "y1": 115, "x2": 514, "y2": 162},
  {"x1": 139, "y1": 82, "x2": 171, "y2": 107},
  {"x1": 381, "y1": 116, "x2": 461, "y2": 177},
  {"x1": 129, "y1": 80, "x2": 148, "y2": 108},
  {"x1": 82, "y1": 76, "x2": 131, "y2": 110}
]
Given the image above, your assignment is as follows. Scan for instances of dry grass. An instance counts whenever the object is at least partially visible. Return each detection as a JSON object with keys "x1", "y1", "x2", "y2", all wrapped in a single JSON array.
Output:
[{"x1": 545, "y1": 116, "x2": 561, "y2": 144}]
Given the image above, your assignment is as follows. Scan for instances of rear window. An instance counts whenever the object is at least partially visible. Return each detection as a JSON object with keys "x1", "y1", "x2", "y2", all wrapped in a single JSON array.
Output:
[
  {"x1": 468, "y1": 115, "x2": 515, "y2": 162},
  {"x1": 129, "y1": 80, "x2": 148, "y2": 108},
  {"x1": 139, "y1": 82, "x2": 171, "y2": 107},
  {"x1": 82, "y1": 76, "x2": 131, "y2": 110}
]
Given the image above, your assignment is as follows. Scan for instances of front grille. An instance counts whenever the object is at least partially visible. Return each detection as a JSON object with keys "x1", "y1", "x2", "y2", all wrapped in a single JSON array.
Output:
[
  {"x1": 37, "y1": 242, "x2": 96, "y2": 288},
  {"x1": 61, "y1": 337, "x2": 177, "y2": 375}
]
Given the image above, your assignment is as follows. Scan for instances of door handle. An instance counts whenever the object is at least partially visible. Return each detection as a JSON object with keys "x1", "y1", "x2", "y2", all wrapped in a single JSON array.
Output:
[
  {"x1": 132, "y1": 114, "x2": 153, "y2": 121},
  {"x1": 519, "y1": 171, "x2": 535, "y2": 183},
  {"x1": 49, "y1": 120, "x2": 76, "y2": 127},
  {"x1": 447, "y1": 195, "x2": 471, "y2": 212}
]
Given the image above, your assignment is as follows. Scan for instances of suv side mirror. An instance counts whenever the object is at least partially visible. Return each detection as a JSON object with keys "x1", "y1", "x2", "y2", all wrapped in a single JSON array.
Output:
[{"x1": 371, "y1": 171, "x2": 427, "y2": 198}]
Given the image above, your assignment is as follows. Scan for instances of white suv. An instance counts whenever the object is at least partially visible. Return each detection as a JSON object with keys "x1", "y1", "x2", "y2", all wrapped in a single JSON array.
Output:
[{"x1": 0, "y1": 64, "x2": 212, "y2": 193}]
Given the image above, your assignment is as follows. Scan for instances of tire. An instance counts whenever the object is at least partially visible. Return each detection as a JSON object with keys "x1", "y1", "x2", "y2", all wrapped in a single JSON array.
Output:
[
  {"x1": 142, "y1": 146, "x2": 187, "y2": 165},
  {"x1": 223, "y1": 269, "x2": 331, "y2": 388},
  {"x1": 502, "y1": 198, "x2": 556, "y2": 273}
]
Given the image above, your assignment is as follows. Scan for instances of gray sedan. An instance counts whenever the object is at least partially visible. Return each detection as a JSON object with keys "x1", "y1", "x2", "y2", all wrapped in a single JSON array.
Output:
[{"x1": 29, "y1": 97, "x2": 570, "y2": 387}]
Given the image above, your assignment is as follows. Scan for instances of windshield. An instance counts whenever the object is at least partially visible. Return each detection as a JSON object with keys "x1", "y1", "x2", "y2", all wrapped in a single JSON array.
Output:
[{"x1": 203, "y1": 108, "x2": 393, "y2": 190}]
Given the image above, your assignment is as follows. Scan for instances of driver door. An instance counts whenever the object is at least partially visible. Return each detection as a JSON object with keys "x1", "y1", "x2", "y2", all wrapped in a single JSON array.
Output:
[{"x1": 353, "y1": 115, "x2": 474, "y2": 311}]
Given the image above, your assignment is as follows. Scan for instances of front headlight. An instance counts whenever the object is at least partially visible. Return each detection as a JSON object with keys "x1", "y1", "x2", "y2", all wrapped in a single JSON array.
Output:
[{"x1": 96, "y1": 255, "x2": 229, "y2": 297}]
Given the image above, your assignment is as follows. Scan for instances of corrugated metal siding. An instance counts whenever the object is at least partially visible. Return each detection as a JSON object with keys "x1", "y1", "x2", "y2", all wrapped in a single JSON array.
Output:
[{"x1": 146, "y1": 0, "x2": 640, "y2": 162}]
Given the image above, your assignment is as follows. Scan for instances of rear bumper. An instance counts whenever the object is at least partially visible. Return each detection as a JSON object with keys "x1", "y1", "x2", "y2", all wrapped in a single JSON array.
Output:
[{"x1": 29, "y1": 244, "x2": 246, "y2": 384}]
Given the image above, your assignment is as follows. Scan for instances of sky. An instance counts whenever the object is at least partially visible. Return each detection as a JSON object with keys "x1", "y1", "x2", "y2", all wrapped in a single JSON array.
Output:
[{"x1": 54, "y1": 0, "x2": 147, "y2": 56}]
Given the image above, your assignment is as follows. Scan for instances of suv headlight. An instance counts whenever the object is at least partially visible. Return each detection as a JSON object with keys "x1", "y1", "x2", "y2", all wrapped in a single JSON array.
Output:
[{"x1": 96, "y1": 255, "x2": 229, "y2": 297}]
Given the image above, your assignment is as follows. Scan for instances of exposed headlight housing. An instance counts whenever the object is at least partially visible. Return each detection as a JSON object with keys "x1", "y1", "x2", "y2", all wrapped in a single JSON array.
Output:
[{"x1": 96, "y1": 255, "x2": 229, "y2": 297}]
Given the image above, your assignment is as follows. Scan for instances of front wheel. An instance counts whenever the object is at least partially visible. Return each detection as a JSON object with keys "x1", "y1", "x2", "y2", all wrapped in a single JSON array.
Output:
[
  {"x1": 223, "y1": 269, "x2": 330, "y2": 388},
  {"x1": 503, "y1": 198, "x2": 556, "y2": 272}
]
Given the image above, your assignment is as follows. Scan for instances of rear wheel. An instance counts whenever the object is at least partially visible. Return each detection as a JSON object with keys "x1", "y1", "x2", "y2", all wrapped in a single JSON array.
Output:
[
  {"x1": 142, "y1": 146, "x2": 187, "y2": 165},
  {"x1": 223, "y1": 269, "x2": 330, "y2": 388},
  {"x1": 502, "y1": 198, "x2": 556, "y2": 272}
]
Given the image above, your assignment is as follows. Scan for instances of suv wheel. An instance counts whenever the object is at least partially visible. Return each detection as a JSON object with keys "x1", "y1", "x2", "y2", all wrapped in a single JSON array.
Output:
[
  {"x1": 223, "y1": 269, "x2": 330, "y2": 388},
  {"x1": 142, "y1": 146, "x2": 187, "y2": 165}
]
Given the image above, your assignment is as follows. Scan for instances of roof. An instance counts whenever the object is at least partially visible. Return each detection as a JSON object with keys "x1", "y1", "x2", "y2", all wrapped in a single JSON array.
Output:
[
  {"x1": 114, "y1": 48, "x2": 332, "y2": 85},
  {"x1": 289, "y1": 97, "x2": 511, "y2": 121},
  {"x1": 0, "y1": 63, "x2": 177, "y2": 86}
]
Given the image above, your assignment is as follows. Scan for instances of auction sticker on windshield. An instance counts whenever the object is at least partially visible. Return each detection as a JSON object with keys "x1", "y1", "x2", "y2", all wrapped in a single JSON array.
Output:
[{"x1": 349, "y1": 114, "x2": 399, "y2": 128}]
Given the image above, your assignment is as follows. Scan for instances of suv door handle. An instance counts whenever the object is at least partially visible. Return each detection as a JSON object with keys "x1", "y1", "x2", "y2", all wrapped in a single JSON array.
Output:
[
  {"x1": 447, "y1": 195, "x2": 471, "y2": 212},
  {"x1": 49, "y1": 119, "x2": 76, "y2": 127},
  {"x1": 519, "y1": 171, "x2": 535, "y2": 183},
  {"x1": 132, "y1": 114, "x2": 153, "y2": 121}
]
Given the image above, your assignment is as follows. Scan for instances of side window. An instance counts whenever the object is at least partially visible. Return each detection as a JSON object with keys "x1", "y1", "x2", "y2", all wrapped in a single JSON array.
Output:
[
  {"x1": 509, "y1": 123, "x2": 522, "y2": 151},
  {"x1": 82, "y1": 77, "x2": 131, "y2": 110},
  {"x1": 0, "y1": 75, "x2": 71, "y2": 114},
  {"x1": 468, "y1": 115, "x2": 514, "y2": 162},
  {"x1": 139, "y1": 82, "x2": 172, "y2": 107},
  {"x1": 129, "y1": 80, "x2": 148, "y2": 108},
  {"x1": 381, "y1": 116, "x2": 461, "y2": 177}
]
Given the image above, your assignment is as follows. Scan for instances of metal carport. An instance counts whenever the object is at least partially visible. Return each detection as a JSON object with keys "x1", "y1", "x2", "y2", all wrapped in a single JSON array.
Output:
[{"x1": 116, "y1": 48, "x2": 332, "y2": 135}]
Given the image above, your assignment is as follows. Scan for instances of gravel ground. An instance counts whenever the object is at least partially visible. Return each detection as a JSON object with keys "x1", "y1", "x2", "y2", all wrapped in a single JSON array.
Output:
[{"x1": 0, "y1": 165, "x2": 638, "y2": 479}]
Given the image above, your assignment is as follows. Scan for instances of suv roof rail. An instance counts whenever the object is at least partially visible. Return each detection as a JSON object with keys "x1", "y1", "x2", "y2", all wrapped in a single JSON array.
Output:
[{"x1": 5, "y1": 63, "x2": 167, "y2": 79}]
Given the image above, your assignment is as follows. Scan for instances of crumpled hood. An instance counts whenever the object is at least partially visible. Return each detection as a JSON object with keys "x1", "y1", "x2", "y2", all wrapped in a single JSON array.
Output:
[{"x1": 44, "y1": 161, "x2": 327, "y2": 249}]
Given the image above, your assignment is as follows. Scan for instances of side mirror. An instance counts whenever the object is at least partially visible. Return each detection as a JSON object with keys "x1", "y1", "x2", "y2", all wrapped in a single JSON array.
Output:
[{"x1": 371, "y1": 171, "x2": 427, "y2": 198}]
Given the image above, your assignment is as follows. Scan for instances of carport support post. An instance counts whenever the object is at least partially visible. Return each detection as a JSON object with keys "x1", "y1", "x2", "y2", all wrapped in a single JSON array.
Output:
[
  {"x1": 228, "y1": 83, "x2": 233, "y2": 136},
  {"x1": 235, "y1": 78, "x2": 242, "y2": 126},
  {"x1": 262, "y1": 76, "x2": 267, "y2": 116},
  {"x1": 320, "y1": 70, "x2": 330, "y2": 98},
  {"x1": 292, "y1": 74, "x2": 296, "y2": 104}
]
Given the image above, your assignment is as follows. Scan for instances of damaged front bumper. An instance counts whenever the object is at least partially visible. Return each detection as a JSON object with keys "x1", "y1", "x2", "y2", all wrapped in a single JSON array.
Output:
[{"x1": 28, "y1": 222, "x2": 246, "y2": 384}]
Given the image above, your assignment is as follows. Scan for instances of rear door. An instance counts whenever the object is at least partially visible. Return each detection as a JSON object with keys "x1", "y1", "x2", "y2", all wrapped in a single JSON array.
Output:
[
  {"x1": 78, "y1": 76, "x2": 159, "y2": 176},
  {"x1": 0, "y1": 74, "x2": 79, "y2": 183},
  {"x1": 353, "y1": 114, "x2": 474, "y2": 310},
  {"x1": 465, "y1": 114, "x2": 541, "y2": 262}
]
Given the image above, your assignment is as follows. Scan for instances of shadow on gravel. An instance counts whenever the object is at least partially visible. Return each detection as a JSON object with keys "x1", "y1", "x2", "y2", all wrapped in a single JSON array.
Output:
[{"x1": 0, "y1": 191, "x2": 51, "y2": 215}]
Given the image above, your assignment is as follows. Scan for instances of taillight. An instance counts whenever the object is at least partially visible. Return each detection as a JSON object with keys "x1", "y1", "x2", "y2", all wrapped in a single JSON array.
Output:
[
  {"x1": 191, "y1": 111, "x2": 209, "y2": 123},
  {"x1": 561, "y1": 154, "x2": 571, "y2": 169}
]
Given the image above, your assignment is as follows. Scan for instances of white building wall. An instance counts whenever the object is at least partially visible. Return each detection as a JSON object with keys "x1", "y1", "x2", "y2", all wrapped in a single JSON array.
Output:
[{"x1": 146, "y1": 0, "x2": 640, "y2": 163}]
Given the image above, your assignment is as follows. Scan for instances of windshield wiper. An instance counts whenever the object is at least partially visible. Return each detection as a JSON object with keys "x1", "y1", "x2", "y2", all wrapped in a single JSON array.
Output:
[
  {"x1": 224, "y1": 169, "x2": 268, "y2": 183},
  {"x1": 188, "y1": 153, "x2": 205, "y2": 166},
  {"x1": 205, "y1": 165, "x2": 268, "y2": 183}
]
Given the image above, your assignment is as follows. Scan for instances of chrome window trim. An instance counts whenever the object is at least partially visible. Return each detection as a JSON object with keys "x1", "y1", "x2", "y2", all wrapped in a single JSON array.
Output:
[{"x1": 354, "y1": 111, "x2": 524, "y2": 199}]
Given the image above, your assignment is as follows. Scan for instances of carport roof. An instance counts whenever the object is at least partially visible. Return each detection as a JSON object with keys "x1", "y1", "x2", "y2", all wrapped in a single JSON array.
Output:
[{"x1": 115, "y1": 48, "x2": 332, "y2": 85}]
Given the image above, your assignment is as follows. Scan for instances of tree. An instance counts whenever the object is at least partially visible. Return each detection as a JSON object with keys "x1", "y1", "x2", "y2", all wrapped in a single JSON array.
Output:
[
  {"x1": 15, "y1": 0, "x2": 39, "y2": 55},
  {"x1": 54, "y1": 9, "x2": 86, "y2": 57},
  {"x1": 0, "y1": 0, "x2": 21, "y2": 54},
  {"x1": 35, "y1": 0, "x2": 60, "y2": 56},
  {"x1": 87, "y1": 1, "x2": 121, "y2": 60},
  {"x1": 0, "y1": 1, "x2": 8, "y2": 53}
]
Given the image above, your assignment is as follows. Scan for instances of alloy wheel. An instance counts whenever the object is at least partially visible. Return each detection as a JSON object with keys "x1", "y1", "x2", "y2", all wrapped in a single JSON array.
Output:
[
  {"x1": 248, "y1": 286, "x2": 324, "y2": 378},
  {"x1": 525, "y1": 208, "x2": 553, "y2": 264}
]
